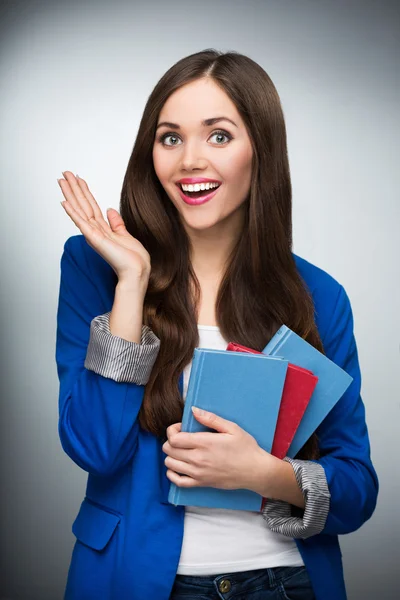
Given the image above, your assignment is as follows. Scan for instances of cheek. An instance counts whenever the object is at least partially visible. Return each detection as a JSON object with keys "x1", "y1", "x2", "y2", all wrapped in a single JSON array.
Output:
[
  {"x1": 224, "y1": 147, "x2": 253, "y2": 186},
  {"x1": 153, "y1": 148, "x2": 176, "y2": 186}
]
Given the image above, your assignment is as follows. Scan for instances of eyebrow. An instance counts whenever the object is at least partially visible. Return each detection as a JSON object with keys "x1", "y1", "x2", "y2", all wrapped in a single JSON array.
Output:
[{"x1": 156, "y1": 117, "x2": 238, "y2": 130}]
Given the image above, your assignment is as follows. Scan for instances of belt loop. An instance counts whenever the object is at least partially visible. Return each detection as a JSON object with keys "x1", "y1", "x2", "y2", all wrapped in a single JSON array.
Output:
[{"x1": 267, "y1": 567, "x2": 276, "y2": 587}]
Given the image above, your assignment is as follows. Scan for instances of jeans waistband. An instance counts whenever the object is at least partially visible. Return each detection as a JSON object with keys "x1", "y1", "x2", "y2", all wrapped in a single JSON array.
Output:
[{"x1": 174, "y1": 564, "x2": 305, "y2": 587}]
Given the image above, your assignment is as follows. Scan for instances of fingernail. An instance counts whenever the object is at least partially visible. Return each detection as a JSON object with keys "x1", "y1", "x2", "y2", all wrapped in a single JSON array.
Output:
[
  {"x1": 192, "y1": 407, "x2": 204, "y2": 415},
  {"x1": 76, "y1": 174, "x2": 79, "y2": 179}
]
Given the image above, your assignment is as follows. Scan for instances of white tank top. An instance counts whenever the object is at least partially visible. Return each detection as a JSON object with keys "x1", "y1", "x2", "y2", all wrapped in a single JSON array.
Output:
[{"x1": 176, "y1": 324, "x2": 305, "y2": 575}]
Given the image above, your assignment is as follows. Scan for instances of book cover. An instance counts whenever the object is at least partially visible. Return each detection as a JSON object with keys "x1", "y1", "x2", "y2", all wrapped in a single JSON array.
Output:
[
  {"x1": 226, "y1": 342, "x2": 318, "y2": 511},
  {"x1": 226, "y1": 342, "x2": 318, "y2": 458},
  {"x1": 263, "y1": 325, "x2": 353, "y2": 458},
  {"x1": 168, "y1": 348, "x2": 288, "y2": 511}
]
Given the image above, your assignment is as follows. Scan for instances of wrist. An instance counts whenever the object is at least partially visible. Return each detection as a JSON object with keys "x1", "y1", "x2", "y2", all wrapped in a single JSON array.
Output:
[
  {"x1": 117, "y1": 276, "x2": 148, "y2": 296},
  {"x1": 251, "y1": 452, "x2": 305, "y2": 509},
  {"x1": 250, "y1": 449, "x2": 282, "y2": 497}
]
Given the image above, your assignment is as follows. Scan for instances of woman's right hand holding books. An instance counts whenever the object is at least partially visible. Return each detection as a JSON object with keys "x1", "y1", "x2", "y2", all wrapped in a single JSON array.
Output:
[{"x1": 58, "y1": 171, "x2": 151, "y2": 286}]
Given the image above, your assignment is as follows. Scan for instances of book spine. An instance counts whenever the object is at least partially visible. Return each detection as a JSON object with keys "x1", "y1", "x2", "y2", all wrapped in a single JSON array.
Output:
[
  {"x1": 181, "y1": 350, "x2": 204, "y2": 432},
  {"x1": 168, "y1": 350, "x2": 205, "y2": 506},
  {"x1": 263, "y1": 325, "x2": 292, "y2": 356}
]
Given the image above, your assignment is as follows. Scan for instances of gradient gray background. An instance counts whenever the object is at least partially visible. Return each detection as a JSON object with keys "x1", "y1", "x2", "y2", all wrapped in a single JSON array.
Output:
[{"x1": 0, "y1": 0, "x2": 398, "y2": 598}]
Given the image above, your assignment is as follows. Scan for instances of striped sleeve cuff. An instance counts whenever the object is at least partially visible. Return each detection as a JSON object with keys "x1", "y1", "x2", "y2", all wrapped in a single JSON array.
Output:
[
  {"x1": 261, "y1": 457, "x2": 331, "y2": 539},
  {"x1": 83, "y1": 312, "x2": 161, "y2": 385}
]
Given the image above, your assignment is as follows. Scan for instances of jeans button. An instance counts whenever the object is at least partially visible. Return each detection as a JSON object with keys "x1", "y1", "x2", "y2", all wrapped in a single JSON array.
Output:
[{"x1": 218, "y1": 579, "x2": 231, "y2": 593}]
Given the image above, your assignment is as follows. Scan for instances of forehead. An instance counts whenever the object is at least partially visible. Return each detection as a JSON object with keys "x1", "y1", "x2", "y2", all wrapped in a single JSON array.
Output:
[{"x1": 158, "y1": 78, "x2": 241, "y2": 125}]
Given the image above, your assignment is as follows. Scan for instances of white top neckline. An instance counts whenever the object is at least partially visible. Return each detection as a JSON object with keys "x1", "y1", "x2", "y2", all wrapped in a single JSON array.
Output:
[{"x1": 197, "y1": 324, "x2": 219, "y2": 330}]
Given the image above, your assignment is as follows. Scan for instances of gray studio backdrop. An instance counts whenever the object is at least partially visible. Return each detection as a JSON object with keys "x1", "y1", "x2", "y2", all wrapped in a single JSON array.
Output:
[{"x1": 0, "y1": 1, "x2": 398, "y2": 599}]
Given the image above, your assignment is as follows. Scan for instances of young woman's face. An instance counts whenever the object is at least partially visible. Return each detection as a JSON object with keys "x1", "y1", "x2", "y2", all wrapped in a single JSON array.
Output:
[{"x1": 152, "y1": 78, "x2": 253, "y2": 235}]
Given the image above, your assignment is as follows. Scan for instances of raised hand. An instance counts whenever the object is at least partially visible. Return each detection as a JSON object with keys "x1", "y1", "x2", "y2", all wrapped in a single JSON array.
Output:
[{"x1": 58, "y1": 171, "x2": 150, "y2": 283}]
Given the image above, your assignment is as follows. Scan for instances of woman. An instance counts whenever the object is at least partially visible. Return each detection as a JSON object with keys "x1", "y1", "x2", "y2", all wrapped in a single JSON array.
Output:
[{"x1": 56, "y1": 49, "x2": 378, "y2": 600}]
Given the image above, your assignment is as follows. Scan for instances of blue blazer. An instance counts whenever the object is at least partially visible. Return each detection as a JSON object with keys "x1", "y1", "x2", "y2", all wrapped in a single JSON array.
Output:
[{"x1": 56, "y1": 234, "x2": 379, "y2": 600}]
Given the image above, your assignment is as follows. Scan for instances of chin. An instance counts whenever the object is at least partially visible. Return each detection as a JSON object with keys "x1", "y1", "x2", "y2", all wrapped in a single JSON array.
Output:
[{"x1": 182, "y1": 215, "x2": 222, "y2": 231}]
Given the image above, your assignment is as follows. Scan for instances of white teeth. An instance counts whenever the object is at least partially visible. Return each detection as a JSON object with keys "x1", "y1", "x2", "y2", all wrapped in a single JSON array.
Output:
[{"x1": 180, "y1": 182, "x2": 220, "y2": 192}]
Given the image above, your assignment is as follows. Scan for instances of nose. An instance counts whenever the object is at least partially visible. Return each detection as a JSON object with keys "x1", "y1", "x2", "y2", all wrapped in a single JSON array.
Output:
[{"x1": 180, "y1": 139, "x2": 208, "y2": 172}]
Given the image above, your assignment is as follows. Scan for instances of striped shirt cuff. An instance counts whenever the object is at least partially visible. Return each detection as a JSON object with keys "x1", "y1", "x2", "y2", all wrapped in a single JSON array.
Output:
[
  {"x1": 261, "y1": 457, "x2": 331, "y2": 539},
  {"x1": 84, "y1": 312, "x2": 161, "y2": 385}
]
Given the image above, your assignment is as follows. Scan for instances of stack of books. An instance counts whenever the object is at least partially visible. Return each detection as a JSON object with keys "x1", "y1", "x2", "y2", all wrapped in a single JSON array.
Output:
[{"x1": 168, "y1": 325, "x2": 353, "y2": 511}]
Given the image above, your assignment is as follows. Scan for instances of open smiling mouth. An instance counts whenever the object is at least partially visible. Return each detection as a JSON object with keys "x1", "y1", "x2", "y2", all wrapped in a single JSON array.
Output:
[{"x1": 176, "y1": 183, "x2": 222, "y2": 205}]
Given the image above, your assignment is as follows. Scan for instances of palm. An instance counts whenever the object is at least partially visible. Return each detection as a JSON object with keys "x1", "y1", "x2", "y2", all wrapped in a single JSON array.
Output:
[{"x1": 58, "y1": 171, "x2": 150, "y2": 280}]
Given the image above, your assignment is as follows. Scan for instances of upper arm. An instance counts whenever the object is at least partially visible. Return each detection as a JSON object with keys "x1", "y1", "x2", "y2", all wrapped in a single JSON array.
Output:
[{"x1": 314, "y1": 284, "x2": 379, "y2": 534}]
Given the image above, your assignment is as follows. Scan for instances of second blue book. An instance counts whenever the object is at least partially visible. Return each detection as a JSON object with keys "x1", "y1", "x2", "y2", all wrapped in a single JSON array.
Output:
[{"x1": 167, "y1": 348, "x2": 288, "y2": 511}]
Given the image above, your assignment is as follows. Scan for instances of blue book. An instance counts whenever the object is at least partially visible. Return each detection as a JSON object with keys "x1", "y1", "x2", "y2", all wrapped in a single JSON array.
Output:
[
  {"x1": 168, "y1": 348, "x2": 289, "y2": 511},
  {"x1": 262, "y1": 326, "x2": 353, "y2": 457}
]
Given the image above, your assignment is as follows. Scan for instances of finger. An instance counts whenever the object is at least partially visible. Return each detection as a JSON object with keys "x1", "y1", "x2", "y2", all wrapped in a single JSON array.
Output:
[
  {"x1": 166, "y1": 422, "x2": 182, "y2": 439},
  {"x1": 169, "y1": 428, "x2": 236, "y2": 449},
  {"x1": 62, "y1": 171, "x2": 96, "y2": 221},
  {"x1": 164, "y1": 456, "x2": 198, "y2": 479},
  {"x1": 61, "y1": 200, "x2": 105, "y2": 248},
  {"x1": 166, "y1": 431, "x2": 205, "y2": 449},
  {"x1": 162, "y1": 440, "x2": 195, "y2": 461},
  {"x1": 76, "y1": 175, "x2": 116, "y2": 235},
  {"x1": 192, "y1": 407, "x2": 237, "y2": 434},
  {"x1": 166, "y1": 469, "x2": 199, "y2": 488},
  {"x1": 58, "y1": 175, "x2": 108, "y2": 237},
  {"x1": 106, "y1": 207, "x2": 130, "y2": 235},
  {"x1": 166, "y1": 423, "x2": 199, "y2": 449},
  {"x1": 58, "y1": 178, "x2": 89, "y2": 222},
  {"x1": 164, "y1": 456, "x2": 197, "y2": 477},
  {"x1": 76, "y1": 177, "x2": 132, "y2": 241}
]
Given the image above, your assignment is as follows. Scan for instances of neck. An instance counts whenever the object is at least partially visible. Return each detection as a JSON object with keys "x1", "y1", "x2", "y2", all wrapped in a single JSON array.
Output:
[{"x1": 187, "y1": 206, "x2": 245, "y2": 281}]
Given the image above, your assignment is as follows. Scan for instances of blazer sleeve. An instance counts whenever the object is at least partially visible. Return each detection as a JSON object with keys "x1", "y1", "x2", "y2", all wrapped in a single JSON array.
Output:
[
  {"x1": 55, "y1": 236, "x2": 160, "y2": 477},
  {"x1": 84, "y1": 311, "x2": 160, "y2": 383},
  {"x1": 264, "y1": 284, "x2": 379, "y2": 538},
  {"x1": 310, "y1": 284, "x2": 379, "y2": 535}
]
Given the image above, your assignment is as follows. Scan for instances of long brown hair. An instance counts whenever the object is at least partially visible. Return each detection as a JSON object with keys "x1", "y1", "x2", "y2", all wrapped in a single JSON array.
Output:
[{"x1": 120, "y1": 49, "x2": 321, "y2": 460}]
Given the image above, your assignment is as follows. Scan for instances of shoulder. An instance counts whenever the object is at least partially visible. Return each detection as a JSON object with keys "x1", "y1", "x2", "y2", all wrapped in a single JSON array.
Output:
[
  {"x1": 61, "y1": 234, "x2": 117, "y2": 301},
  {"x1": 63, "y1": 234, "x2": 108, "y2": 268},
  {"x1": 292, "y1": 253, "x2": 351, "y2": 344},
  {"x1": 63, "y1": 234, "x2": 114, "y2": 273}
]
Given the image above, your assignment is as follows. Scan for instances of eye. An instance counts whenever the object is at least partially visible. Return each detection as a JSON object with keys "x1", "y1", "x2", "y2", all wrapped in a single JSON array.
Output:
[
  {"x1": 158, "y1": 133, "x2": 182, "y2": 147},
  {"x1": 209, "y1": 129, "x2": 233, "y2": 145},
  {"x1": 157, "y1": 129, "x2": 233, "y2": 147}
]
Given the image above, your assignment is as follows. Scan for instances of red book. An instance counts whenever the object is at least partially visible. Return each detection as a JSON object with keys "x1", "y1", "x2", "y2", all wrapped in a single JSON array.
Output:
[{"x1": 226, "y1": 342, "x2": 318, "y2": 511}]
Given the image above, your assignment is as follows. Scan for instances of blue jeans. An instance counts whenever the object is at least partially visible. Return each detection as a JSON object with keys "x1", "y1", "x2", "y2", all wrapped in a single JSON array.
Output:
[{"x1": 170, "y1": 565, "x2": 316, "y2": 599}]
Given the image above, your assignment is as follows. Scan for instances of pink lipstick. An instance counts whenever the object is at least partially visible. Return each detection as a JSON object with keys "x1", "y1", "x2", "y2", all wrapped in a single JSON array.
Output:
[{"x1": 176, "y1": 183, "x2": 221, "y2": 206}]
